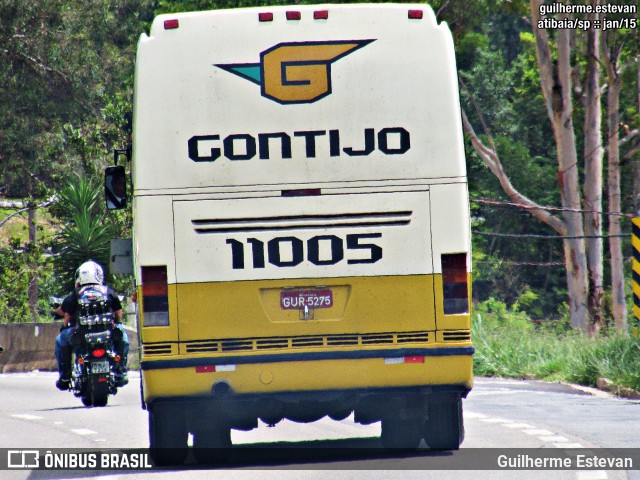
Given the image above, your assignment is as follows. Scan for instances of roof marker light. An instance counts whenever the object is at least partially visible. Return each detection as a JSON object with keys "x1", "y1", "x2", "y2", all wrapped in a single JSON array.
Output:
[
  {"x1": 282, "y1": 188, "x2": 321, "y2": 197},
  {"x1": 314, "y1": 10, "x2": 329, "y2": 20},
  {"x1": 286, "y1": 11, "x2": 302, "y2": 20},
  {"x1": 163, "y1": 19, "x2": 179, "y2": 30},
  {"x1": 408, "y1": 10, "x2": 424, "y2": 19},
  {"x1": 258, "y1": 12, "x2": 273, "y2": 22}
]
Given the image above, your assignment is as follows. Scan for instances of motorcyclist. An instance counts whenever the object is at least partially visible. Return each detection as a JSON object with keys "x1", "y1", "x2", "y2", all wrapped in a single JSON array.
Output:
[{"x1": 54, "y1": 260, "x2": 130, "y2": 390}]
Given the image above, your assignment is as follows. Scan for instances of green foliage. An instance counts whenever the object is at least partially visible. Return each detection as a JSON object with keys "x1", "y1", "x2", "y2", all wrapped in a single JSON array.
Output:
[
  {"x1": 0, "y1": 239, "x2": 53, "y2": 323},
  {"x1": 473, "y1": 300, "x2": 640, "y2": 391},
  {"x1": 51, "y1": 176, "x2": 116, "y2": 291},
  {"x1": 0, "y1": 0, "x2": 153, "y2": 198}
]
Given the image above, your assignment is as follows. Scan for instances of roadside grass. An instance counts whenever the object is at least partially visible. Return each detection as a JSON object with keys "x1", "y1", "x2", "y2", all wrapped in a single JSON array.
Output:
[{"x1": 472, "y1": 298, "x2": 640, "y2": 392}]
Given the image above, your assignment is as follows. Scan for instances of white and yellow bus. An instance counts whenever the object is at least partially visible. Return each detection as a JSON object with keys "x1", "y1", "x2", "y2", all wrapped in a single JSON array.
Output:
[{"x1": 107, "y1": 2, "x2": 472, "y2": 462}]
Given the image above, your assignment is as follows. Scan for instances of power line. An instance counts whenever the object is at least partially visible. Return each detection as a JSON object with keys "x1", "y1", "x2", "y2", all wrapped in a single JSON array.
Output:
[
  {"x1": 475, "y1": 260, "x2": 564, "y2": 267},
  {"x1": 474, "y1": 231, "x2": 631, "y2": 239},
  {"x1": 472, "y1": 198, "x2": 635, "y2": 218}
]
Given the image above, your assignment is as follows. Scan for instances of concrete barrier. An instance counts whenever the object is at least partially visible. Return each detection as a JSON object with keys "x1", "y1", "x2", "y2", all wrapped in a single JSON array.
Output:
[{"x1": 0, "y1": 323, "x2": 138, "y2": 373}]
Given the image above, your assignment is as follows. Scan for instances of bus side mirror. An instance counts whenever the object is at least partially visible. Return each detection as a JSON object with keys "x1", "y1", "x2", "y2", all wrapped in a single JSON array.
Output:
[{"x1": 105, "y1": 166, "x2": 127, "y2": 210}]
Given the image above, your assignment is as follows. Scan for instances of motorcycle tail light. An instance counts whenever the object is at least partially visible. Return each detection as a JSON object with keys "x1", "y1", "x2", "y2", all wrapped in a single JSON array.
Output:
[{"x1": 92, "y1": 348, "x2": 106, "y2": 358}]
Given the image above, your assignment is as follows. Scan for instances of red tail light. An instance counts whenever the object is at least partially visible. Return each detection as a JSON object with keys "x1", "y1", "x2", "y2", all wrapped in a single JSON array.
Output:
[
  {"x1": 141, "y1": 266, "x2": 169, "y2": 326},
  {"x1": 92, "y1": 348, "x2": 106, "y2": 358},
  {"x1": 442, "y1": 253, "x2": 469, "y2": 314},
  {"x1": 164, "y1": 19, "x2": 179, "y2": 30}
]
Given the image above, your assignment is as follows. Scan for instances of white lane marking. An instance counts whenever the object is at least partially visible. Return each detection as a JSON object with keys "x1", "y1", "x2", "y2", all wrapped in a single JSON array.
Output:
[
  {"x1": 468, "y1": 407, "x2": 607, "y2": 479},
  {"x1": 464, "y1": 411, "x2": 488, "y2": 419},
  {"x1": 576, "y1": 472, "x2": 608, "y2": 480},
  {"x1": 539, "y1": 435, "x2": 569, "y2": 442},
  {"x1": 523, "y1": 428, "x2": 555, "y2": 436},
  {"x1": 11, "y1": 414, "x2": 43, "y2": 421},
  {"x1": 503, "y1": 423, "x2": 536, "y2": 429},
  {"x1": 70, "y1": 428, "x2": 98, "y2": 436},
  {"x1": 480, "y1": 417, "x2": 513, "y2": 424}
]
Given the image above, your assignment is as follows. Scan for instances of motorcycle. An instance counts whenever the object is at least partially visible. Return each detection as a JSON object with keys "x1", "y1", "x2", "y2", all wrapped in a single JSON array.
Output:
[{"x1": 51, "y1": 292, "x2": 124, "y2": 407}]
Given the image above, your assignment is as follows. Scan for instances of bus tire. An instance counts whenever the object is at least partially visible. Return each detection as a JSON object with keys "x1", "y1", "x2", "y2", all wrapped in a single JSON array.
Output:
[
  {"x1": 423, "y1": 396, "x2": 464, "y2": 450},
  {"x1": 149, "y1": 406, "x2": 188, "y2": 466},
  {"x1": 381, "y1": 416, "x2": 421, "y2": 450},
  {"x1": 192, "y1": 424, "x2": 231, "y2": 464}
]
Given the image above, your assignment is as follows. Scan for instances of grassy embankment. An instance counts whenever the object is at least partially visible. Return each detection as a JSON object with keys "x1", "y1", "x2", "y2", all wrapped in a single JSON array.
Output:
[{"x1": 472, "y1": 298, "x2": 640, "y2": 393}]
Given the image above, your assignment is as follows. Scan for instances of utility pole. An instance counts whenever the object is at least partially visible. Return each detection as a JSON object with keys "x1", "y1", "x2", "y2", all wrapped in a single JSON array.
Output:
[{"x1": 633, "y1": 43, "x2": 640, "y2": 336}]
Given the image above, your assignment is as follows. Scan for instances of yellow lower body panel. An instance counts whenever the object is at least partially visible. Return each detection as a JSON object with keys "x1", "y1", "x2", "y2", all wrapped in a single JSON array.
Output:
[{"x1": 142, "y1": 353, "x2": 473, "y2": 403}]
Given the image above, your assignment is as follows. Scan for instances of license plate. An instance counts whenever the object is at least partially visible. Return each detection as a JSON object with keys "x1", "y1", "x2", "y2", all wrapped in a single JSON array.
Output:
[
  {"x1": 91, "y1": 361, "x2": 110, "y2": 374},
  {"x1": 280, "y1": 289, "x2": 333, "y2": 310}
]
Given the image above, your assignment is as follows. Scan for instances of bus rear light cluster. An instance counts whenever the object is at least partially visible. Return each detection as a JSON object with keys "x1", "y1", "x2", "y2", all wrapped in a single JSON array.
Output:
[
  {"x1": 141, "y1": 266, "x2": 170, "y2": 326},
  {"x1": 442, "y1": 253, "x2": 469, "y2": 314}
]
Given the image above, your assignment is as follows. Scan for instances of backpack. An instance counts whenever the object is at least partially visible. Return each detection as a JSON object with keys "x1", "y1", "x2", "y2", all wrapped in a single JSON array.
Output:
[{"x1": 77, "y1": 285, "x2": 110, "y2": 318}]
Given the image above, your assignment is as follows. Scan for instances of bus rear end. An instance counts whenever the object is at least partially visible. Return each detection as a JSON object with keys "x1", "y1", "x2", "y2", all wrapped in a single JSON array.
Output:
[{"x1": 129, "y1": 3, "x2": 472, "y2": 461}]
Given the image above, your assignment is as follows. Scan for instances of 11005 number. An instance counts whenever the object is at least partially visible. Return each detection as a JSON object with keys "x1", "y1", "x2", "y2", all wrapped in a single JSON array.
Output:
[{"x1": 226, "y1": 233, "x2": 382, "y2": 269}]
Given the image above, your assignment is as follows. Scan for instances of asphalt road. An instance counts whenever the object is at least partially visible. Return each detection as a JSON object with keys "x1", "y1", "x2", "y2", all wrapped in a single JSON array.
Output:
[{"x1": 0, "y1": 372, "x2": 638, "y2": 480}]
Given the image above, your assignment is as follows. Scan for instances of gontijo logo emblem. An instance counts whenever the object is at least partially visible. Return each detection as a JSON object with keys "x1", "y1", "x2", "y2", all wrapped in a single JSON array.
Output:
[{"x1": 217, "y1": 40, "x2": 375, "y2": 104}]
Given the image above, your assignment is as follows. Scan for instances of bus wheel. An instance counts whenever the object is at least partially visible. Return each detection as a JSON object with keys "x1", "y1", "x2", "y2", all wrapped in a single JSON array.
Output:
[
  {"x1": 381, "y1": 416, "x2": 421, "y2": 449},
  {"x1": 192, "y1": 424, "x2": 232, "y2": 464},
  {"x1": 149, "y1": 406, "x2": 188, "y2": 466},
  {"x1": 422, "y1": 396, "x2": 464, "y2": 450}
]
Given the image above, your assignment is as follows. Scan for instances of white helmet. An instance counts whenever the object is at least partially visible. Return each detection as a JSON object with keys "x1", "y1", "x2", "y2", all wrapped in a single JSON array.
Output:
[{"x1": 75, "y1": 260, "x2": 104, "y2": 286}]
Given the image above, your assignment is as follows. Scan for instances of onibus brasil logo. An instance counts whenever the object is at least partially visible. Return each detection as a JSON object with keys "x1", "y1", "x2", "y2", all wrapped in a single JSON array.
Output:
[{"x1": 217, "y1": 40, "x2": 375, "y2": 104}]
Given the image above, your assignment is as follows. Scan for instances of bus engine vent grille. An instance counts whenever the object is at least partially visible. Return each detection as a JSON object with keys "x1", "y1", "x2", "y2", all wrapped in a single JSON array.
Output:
[
  {"x1": 442, "y1": 330, "x2": 471, "y2": 342},
  {"x1": 361, "y1": 333, "x2": 394, "y2": 345},
  {"x1": 220, "y1": 340, "x2": 254, "y2": 352},
  {"x1": 326, "y1": 335, "x2": 360, "y2": 346},
  {"x1": 181, "y1": 331, "x2": 432, "y2": 354},
  {"x1": 185, "y1": 341, "x2": 220, "y2": 353},
  {"x1": 397, "y1": 332, "x2": 430, "y2": 343},
  {"x1": 256, "y1": 338, "x2": 289, "y2": 350},
  {"x1": 291, "y1": 336, "x2": 324, "y2": 348},
  {"x1": 143, "y1": 343, "x2": 174, "y2": 355}
]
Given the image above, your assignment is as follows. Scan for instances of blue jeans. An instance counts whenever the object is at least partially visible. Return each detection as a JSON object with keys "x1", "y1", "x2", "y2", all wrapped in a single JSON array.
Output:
[
  {"x1": 113, "y1": 323, "x2": 130, "y2": 369},
  {"x1": 54, "y1": 327, "x2": 74, "y2": 376}
]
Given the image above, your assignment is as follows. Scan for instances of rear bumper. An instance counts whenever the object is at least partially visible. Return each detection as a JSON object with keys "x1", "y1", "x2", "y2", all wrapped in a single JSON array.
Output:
[{"x1": 140, "y1": 346, "x2": 474, "y2": 403}]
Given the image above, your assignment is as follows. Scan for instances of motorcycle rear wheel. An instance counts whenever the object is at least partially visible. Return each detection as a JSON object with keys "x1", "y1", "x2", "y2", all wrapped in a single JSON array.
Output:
[
  {"x1": 82, "y1": 376, "x2": 109, "y2": 408},
  {"x1": 92, "y1": 377, "x2": 109, "y2": 407}
]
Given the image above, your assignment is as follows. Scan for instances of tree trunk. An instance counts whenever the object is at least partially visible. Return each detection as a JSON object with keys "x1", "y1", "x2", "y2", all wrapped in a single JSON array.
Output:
[
  {"x1": 27, "y1": 203, "x2": 39, "y2": 322},
  {"x1": 539, "y1": 14, "x2": 589, "y2": 331},
  {"x1": 582, "y1": 19, "x2": 604, "y2": 333},
  {"x1": 606, "y1": 84, "x2": 626, "y2": 331},
  {"x1": 601, "y1": 31, "x2": 628, "y2": 332}
]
